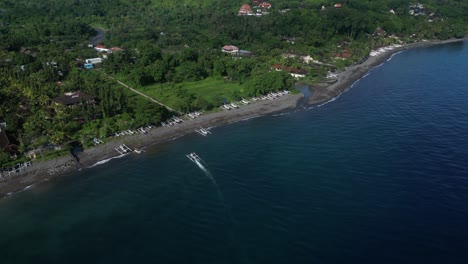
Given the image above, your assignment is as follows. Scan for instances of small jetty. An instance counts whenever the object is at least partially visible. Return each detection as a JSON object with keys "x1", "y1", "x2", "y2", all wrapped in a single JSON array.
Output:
[
  {"x1": 114, "y1": 144, "x2": 132, "y2": 155},
  {"x1": 186, "y1": 152, "x2": 202, "y2": 163},
  {"x1": 195, "y1": 128, "x2": 211, "y2": 136}
]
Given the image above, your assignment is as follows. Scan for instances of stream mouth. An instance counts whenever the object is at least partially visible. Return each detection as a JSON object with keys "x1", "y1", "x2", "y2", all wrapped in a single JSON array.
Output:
[
  {"x1": 294, "y1": 83, "x2": 313, "y2": 107},
  {"x1": 69, "y1": 141, "x2": 83, "y2": 163}
]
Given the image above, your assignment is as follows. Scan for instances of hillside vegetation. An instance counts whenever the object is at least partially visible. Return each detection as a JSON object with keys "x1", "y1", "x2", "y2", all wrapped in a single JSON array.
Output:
[{"x1": 0, "y1": 0, "x2": 467, "y2": 166}]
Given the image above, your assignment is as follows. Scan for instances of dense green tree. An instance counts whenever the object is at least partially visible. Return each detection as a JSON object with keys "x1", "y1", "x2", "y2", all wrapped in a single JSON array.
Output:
[{"x1": 0, "y1": 0, "x2": 466, "y2": 156}]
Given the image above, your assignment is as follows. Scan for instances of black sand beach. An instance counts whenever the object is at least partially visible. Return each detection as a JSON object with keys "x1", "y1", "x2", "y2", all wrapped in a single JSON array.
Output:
[{"x1": 1, "y1": 38, "x2": 466, "y2": 198}]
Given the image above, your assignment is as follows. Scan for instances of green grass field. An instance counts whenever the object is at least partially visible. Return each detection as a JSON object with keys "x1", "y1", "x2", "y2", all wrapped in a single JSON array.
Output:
[{"x1": 139, "y1": 77, "x2": 247, "y2": 109}]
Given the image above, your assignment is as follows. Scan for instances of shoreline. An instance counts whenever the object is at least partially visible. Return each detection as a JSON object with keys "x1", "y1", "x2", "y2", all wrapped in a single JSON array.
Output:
[
  {"x1": 308, "y1": 38, "x2": 467, "y2": 105},
  {"x1": 0, "y1": 38, "x2": 466, "y2": 198},
  {"x1": 0, "y1": 94, "x2": 302, "y2": 198}
]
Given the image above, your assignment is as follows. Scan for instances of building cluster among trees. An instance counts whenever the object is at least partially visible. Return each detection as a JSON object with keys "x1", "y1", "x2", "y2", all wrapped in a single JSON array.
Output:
[{"x1": 0, "y1": 0, "x2": 466, "y2": 168}]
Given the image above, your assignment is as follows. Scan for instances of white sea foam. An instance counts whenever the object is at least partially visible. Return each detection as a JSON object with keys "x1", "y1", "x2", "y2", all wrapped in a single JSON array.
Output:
[
  {"x1": 240, "y1": 114, "x2": 262, "y2": 121},
  {"x1": 273, "y1": 112, "x2": 291, "y2": 117},
  {"x1": 387, "y1": 50, "x2": 403, "y2": 62},
  {"x1": 88, "y1": 154, "x2": 128, "y2": 168}
]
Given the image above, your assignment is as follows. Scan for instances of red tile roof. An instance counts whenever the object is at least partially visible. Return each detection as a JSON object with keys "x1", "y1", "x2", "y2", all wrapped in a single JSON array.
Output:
[
  {"x1": 334, "y1": 50, "x2": 351, "y2": 59},
  {"x1": 259, "y1": 2, "x2": 271, "y2": 8},
  {"x1": 110, "y1": 47, "x2": 124, "y2": 52},
  {"x1": 271, "y1": 64, "x2": 306, "y2": 74},
  {"x1": 272, "y1": 64, "x2": 284, "y2": 70},
  {"x1": 222, "y1": 45, "x2": 239, "y2": 52},
  {"x1": 239, "y1": 4, "x2": 253, "y2": 14}
]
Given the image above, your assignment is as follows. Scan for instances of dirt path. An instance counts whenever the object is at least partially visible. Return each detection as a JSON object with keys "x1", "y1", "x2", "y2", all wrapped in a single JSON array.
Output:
[{"x1": 108, "y1": 75, "x2": 181, "y2": 114}]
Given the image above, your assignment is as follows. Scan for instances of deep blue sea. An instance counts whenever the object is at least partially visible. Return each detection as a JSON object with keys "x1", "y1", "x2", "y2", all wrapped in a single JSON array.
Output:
[{"x1": 1, "y1": 41, "x2": 468, "y2": 264}]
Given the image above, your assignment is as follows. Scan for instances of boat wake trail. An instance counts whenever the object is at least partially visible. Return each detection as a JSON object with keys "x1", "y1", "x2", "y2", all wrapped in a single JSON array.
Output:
[
  {"x1": 194, "y1": 159, "x2": 229, "y2": 212},
  {"x1": 187, "y1": 153, "x2": 247, "y2": 264},
  {"x1": 188, "y1": 154, "x2": 235, "y2": 224},
  {"x1": 194, "y1": 159, "x2": 212, "y2": 178}
]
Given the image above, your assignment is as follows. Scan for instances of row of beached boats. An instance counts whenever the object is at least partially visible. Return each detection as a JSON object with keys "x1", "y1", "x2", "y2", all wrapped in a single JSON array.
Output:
[
  {"x1": 1, "y1": 161, "x2": 32, "y2": 177},
  {"x1": 220, "y1": 90, "x2": 290, "y2": 110},
  {"x1": 221, "y1": 102, "x2": 240, "y2": 110},
  {"x1": 252, "y1": 90, "x2": 291, "y2": 101},
  {"x1": 186, "y1": 111, "x2": 202, "y2": 119},
  {"x1": 113, "y1": 126, "x2": 154, "y2": 137},
  {"x1": 111, "y1": 90, "x2": 293, "y2": 163},
  {"x1": 220, "y1": 97, "x2": 253, "y2": 110},
  {"x1": 161, "y1": 116, "x2": 184, "y2": 127}
]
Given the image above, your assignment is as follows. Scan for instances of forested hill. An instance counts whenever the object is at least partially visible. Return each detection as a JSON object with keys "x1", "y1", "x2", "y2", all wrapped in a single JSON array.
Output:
[
  {"x1": 1, "y1": 0, "x2": 467, "y2": 50},
  {"x1": 0, "y1": 0, "x2": 467, "y2": 166}
]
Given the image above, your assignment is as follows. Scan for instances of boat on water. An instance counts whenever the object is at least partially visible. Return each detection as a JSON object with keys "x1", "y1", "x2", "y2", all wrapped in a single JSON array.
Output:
[
  {"x1": 186, "y1": 152, "x2": 201, "y2": 163},
  {"x1": 195, "y1": 128, "x2": 211, "y2": 136}
]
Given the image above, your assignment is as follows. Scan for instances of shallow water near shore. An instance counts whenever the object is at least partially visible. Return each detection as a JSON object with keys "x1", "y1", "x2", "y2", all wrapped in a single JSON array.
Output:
[{"x1": 1, "y1": 41, "x2": 468, "y2": 263}]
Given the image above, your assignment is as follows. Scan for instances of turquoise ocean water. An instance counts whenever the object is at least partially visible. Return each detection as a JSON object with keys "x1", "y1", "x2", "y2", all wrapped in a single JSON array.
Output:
[{"x1": 0, "y1": 41, "x2": 467, "y2": 264}]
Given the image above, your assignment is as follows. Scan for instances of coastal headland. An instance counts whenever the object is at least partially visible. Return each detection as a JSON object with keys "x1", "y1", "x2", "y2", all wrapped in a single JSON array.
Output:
[{"x1": 0, "y1": 38, "x2": 466, "y2": 198}]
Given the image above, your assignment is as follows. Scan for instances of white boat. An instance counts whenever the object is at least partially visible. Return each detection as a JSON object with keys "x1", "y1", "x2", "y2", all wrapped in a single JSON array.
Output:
[
  {"x1": 223, "y1": 104, "x2": 231, "y2": 110},
  {"x1": 186, "y1": 152, "x2": 201, "y2": 163},
  {"x1": 134, "y1": 149, "x2": 144, "y2": 154},
  {"x1": 196, "y1": 128, "x2": 211, "y2": 136},
  {"x1": 124, "y1": 130, "x2": 135, "y2": 135},
  {"x1": 230, "y1": 102, "x2": 239, "y2": 108},
  {"x1": 115, "y1": 144, "x2": 132, "y2": 154},
  {"x1": 137, "y1": 127, "x2": 148, "y2": 134},
  {"x1": 187, "y1": 111, "x2": 202, "y2": 118},
  {"x1": 241, "y1": 98, "x2": 250, "y2": 104},
  {"x1": 93, "y1": 138, "x2": 103, "y2": 145},
  {"x1": 171, "y1": 116, "x2": 183, "y2": 123}
]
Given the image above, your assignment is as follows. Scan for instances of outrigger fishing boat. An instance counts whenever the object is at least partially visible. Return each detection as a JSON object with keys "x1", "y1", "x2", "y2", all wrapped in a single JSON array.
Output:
[
  {"x1": 186, "y1": 152, "x2": 202, "y2": 163},
  {"x1": 195, "y1": 128, "x2": 211, "y2": 136},
  {"x1": 115, "y1": 144, "x2": 132, "y2": 155}
]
